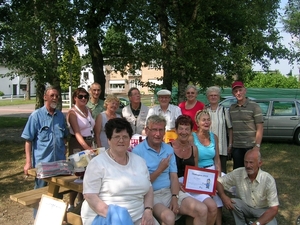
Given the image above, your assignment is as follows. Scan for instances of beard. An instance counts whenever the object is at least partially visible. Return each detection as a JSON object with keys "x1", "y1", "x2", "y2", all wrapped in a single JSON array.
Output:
[{"x1": 50, "y1": 102, "x2": 57, "y2": 109}]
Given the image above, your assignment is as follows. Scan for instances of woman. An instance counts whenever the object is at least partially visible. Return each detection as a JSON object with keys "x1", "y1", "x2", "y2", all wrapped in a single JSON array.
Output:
[
  {"x1": 81, "y1": 118, "x2": 158, "y2": 225},
  {"x1": 178, "y1": 85, "x2": 205, "y2": 131},
  {"x1": 205, "y1": 86, "x2": 232, "y2": 173},
  {"x1": 94, "y1": 95, "x2": 121, "y2": 149},
  {"x1": 193, "y1": 109, "x2": 223, "y2": 225},
  {"x1": 67, "y1": 87, "x2": 96, "y2": 210},
  {"x1": 170, "y1": 115, "x2": 217, "y2": 225}
]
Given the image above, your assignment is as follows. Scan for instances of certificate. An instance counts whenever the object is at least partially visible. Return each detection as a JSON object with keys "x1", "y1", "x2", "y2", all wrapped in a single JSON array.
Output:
[{"x1": 183, "y1": 165, "x2": 218, "y2": 195}]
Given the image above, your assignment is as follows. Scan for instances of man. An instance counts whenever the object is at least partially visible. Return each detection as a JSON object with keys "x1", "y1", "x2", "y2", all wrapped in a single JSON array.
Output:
[
  {"x1": 217, "y1": 149, "x2": 279, "y2": 225},
  {"x1": 133, "y1": 115, "x2": 208, "y2": 225},
  {"x1": 122, "y1": 87, "x2": 149, "y2": 134},
  {"x1": 229, "y1": 81, "x2": 263, "y2": 169},
  {"x1": 22, "y1": 86, "x2": 68, "y2": 216},
  {"x1": 146, "y1": 89, "x2": 182, "y2": 142},
  {"x1": 86, "y1": 82, "x2": 104, "y2": 118}
]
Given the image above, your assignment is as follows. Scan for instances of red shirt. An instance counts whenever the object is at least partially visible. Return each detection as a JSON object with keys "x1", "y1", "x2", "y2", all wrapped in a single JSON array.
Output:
[{"x1": 178, "y1": 101, "x2": 205, "y2": 131}]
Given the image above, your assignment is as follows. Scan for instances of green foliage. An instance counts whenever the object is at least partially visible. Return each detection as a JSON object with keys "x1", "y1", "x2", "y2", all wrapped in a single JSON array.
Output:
[
  {"x1": 283, "y1": 0, "x2": 300, "y2": 61},
  {"x1": 58, "y1": 38, "x2": 81, "y2": 92},
  {"x1": 0, "y1": 91, "x2": 4, "y2": 96},
  {"x1": 245, "y1": 71, "x2": 300, "y2": 88}
]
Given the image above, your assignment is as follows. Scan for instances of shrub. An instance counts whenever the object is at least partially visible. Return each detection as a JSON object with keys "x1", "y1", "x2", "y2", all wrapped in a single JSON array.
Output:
[{"x1": 0, "y1": 91, "x2": 4, "y2": 96}]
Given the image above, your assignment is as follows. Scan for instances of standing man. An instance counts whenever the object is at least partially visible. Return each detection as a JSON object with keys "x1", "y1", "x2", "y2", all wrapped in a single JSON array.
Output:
[
  {"x1": 217, "y1": 149, "x2": 279, "y2": 225},
  {"x1": 22, "y1": 86, "x2": 68, "y2": 215},
  {"x1": 146, "y1": 89, "x2": 182, "y2": 142},
  {"x1": 133, "y1": 115, "x2": 208, "y2": 225},
  {"x1": 229, "y1": 81, "x2": 263, "y2": 169},
  {"x1": 86, "y1": 82, "x2": 104, "y2": 119},
  {"x1": 122, "y1": 87, "x2": 149, "y2": 134}
]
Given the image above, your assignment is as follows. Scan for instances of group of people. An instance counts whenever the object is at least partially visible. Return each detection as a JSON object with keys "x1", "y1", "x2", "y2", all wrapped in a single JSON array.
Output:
[{"x1": 22, "y1": 81, "x2": 279, "y2": 225}]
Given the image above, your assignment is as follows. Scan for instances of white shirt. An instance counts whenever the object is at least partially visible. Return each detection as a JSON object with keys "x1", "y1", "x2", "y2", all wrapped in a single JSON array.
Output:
[
  {"x1": 146, "y1": 104, "x2": 182, "y2": 130},
  {"x1": 82, "y1": 151, "x2": 151, "y2": 224}
]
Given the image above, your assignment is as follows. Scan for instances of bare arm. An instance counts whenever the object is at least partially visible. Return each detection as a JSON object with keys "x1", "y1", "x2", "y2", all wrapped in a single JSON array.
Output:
[
  {"x1": 83, "y1": 193, "x2": 108, "y2": 217},
  {"x1": 252, "y1": 205, "x2": 278, "y2": 225},
  {"x1": 228, "y1": 128, "x2": 233, "y2": 154},
  {"x1": 214, "y1": 134, "x2": 222, "y2": 176},
  {"x1": 254, "y1": 123, "x2": 264, "y2": 150},
  {"x1": 94, "y1": 114, "x2": 102, "y2": 147},
  {"x1": 141, "y1": 186, "x2": 155, "y2": 225},
  {"x1": 68, "y1": 111, "x2": 93, "y2": 150},
  {"x1": 192, "y1": 143, "x2": 198, "y2": 167},
  {"x1": 169, "y1": 172, "x2": 180, "y2": 213},
  {"x1": 24, "y1": 141, "x2": 32, "y2": 175}
]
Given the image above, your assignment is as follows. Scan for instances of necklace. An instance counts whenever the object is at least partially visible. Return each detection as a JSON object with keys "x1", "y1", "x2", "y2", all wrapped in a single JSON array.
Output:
[
  {"x1": 108, "y1": 149, "x2": 128, "y2": 165},
  {"x1": 177, "y1": 141, "x2": 190, "y2": 152}
]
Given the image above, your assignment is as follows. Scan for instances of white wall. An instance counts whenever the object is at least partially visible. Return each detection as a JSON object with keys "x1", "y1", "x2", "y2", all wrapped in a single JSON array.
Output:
[{"x1": 0, "y1": 66, "x2": 36, "y2": 96}]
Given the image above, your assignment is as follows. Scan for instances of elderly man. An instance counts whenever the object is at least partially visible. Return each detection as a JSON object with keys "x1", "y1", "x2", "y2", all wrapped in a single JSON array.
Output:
[
  {"x1": 229, "y1": 81, "x2": 263, "y2": 169},
  {"x1": 87, "y1": 82, "x2": 104, "y2": 119},
  {"x1": 21, "y1": 86, "x2": 68, "y2": 216},
  {"x1": 122, "y1": 87, "x2": 149, "y2": 134},
  {"x1": 217, "y1": 149, "x2": 279, "y2": 225},
  {"x1": 133, "y1": 115, "x2": 208, "y2": 225},
  {"x1": 146, "y1": 89, "x2": 182, "y2": 142}
]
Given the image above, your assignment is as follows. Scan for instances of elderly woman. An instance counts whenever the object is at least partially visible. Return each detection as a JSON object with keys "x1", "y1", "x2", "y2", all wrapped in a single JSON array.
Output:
[
  {"x1": 170, "y1": 115, "x2": 217, "y2": 225},
  {"x1": 94, "y1": 95, "x2": 121, "y2": 149},
  {"x1": 67, "y1": 87, "x2": 96, "y2": 210},
  {"x1": 193, "y1": 109, "x2": 223, "y2": 225},
  {"x1": 205, "y1": 86, "x2": 232, "y2": 173},
  {"x1": 81, "y1": 118, "x2": 158, "y2": 225},
  {"x1": 178, "y1": 85, "x2": 205, "y2": 131}
]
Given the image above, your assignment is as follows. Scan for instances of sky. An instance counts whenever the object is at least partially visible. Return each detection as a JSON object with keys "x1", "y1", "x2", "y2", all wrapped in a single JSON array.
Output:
[{"x1": 253, "y1": 0, "x2": 299, "y2": 76}]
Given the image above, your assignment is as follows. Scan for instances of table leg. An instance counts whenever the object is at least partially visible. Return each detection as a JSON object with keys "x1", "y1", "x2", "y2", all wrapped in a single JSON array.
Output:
[{"x1": 47, "y1": 182, "x2": 60, "y2": 198}]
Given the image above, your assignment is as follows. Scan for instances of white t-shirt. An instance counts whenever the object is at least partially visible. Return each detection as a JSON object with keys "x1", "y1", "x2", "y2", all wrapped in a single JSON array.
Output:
[{"x1": 81, "y1": 151, "x2": 151, "y2": 224}]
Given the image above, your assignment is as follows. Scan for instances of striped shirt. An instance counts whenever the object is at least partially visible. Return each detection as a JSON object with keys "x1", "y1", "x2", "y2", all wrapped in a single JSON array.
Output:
[{"x1": 229, "y1": 98, "x2": 263, "y2": 148}]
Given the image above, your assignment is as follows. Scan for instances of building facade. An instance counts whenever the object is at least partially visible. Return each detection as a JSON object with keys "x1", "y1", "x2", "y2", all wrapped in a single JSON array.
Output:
[{"x1": 0, "y1": 65, "x2": 36, "y2": 96}]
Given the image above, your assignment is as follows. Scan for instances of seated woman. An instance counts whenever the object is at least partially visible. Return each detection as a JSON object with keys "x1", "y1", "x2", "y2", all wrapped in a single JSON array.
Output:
[
  {"x1": 170, "y1": 115, "x2": 217, "y2": 225},
  {"x1": 81, "y1": 118, "x2": 158, "y2": 225},
  {"x1": 192, "y1": 109, "x2": 223, "y2": 225}
]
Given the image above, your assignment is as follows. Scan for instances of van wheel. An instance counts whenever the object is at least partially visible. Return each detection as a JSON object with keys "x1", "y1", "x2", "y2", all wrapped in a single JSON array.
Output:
[{"x1": 294, "y1": 129, "x2": 300, "y2": 145}]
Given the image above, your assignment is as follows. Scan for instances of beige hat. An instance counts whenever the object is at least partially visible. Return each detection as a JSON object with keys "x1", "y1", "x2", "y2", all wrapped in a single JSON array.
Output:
[{"x1": 157, "y1": 89, "x2": 171, "y2": 96}]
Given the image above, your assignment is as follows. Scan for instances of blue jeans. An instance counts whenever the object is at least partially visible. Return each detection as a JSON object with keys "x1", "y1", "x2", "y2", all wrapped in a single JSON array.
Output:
[
  {"x1": 33, "y1": 178, "x2": 47, "y2": 218},
  {"x1": 232, "y1": 147, "x2": 252, "y2": 169}
]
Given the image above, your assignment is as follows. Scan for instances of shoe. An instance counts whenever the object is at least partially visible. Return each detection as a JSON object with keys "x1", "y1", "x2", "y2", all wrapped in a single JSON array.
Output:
[{"x1": 296, "y1": 215, "x2": 300, "y2": 225}]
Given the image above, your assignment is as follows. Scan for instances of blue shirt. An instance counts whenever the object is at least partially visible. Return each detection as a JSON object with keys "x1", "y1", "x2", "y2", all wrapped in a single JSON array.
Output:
[
  {"x1": 21, "y1": 106, "x2": 68, "y2": 167},
  {"x1": 192, "y1": 131, "x2": 215, "y2": 168},
  {"x1": 133, "y1": 139, "x2": 177, "y2": 191}
]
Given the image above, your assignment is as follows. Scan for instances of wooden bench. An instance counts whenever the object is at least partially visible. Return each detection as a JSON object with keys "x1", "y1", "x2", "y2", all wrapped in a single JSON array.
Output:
[{"x1": 10, "y1": 186, "x2": 71, "y2": 207}]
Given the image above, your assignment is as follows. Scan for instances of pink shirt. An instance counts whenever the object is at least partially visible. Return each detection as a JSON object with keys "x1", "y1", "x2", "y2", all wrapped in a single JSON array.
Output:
[{"x1": 178, "y1": 101, "x2": 205, "y2": 131}]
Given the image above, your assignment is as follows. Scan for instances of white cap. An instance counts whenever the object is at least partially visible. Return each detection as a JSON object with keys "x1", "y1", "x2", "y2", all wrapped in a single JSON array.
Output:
[{"x1": 157, "y1": 89, "x2": 171, "y2": 96}]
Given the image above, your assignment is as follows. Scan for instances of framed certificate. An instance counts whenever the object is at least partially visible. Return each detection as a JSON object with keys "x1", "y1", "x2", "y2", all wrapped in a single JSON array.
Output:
[{"x1": 183, "y1": 165, "x2": 218, "y2": 195}]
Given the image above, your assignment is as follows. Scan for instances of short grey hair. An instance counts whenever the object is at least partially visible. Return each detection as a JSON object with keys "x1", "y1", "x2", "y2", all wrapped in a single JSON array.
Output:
[
  {"x1": 206, "y1": 86, "x2": 221, "y2": 96},
  {"x1": 185, "y1": 85, "x2": 198, "y2": 94},
  {"x1": 44, "y1": 85, "x2": 59, "y2": 95},
  {"x1": 146, "y1": 115, "x2": 166, "y2": 127}
]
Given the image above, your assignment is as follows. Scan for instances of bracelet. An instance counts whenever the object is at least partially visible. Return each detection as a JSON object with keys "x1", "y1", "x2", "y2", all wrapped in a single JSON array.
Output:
[{"x1": 144, "y1": 207, "x2": 153, "y2": 212}]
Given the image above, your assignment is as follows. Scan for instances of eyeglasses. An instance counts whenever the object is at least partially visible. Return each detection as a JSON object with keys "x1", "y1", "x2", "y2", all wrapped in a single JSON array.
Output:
[
  {"x1": 111, "y1": 135, "x2": 130, "y2": 141},
  {"x1": 146, "y1": 127, "x2": 165, "y2": 133},
  {"x1": 77, "y1": 94, "x2": 89, "y2": 99},
  {"x1": 49, "y1": 94, "x2": 59, "y2": 98},
  {"x1": 209, "y1": 94, "x2": 219, "y2": 97},
  {"x1": 186, "y1": 92, "x2": 195, "y2": 95}
]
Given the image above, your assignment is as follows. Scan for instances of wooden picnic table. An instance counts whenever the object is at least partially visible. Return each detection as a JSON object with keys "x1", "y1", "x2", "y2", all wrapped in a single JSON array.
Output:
[{"x1": 28, "y1": 168, "x2": 83, "y2": 197}]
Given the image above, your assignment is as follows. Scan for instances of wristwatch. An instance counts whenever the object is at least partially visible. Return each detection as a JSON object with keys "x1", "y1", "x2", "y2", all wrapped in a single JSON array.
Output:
[
  {"x1": 255, "y1": 221, "x2": 261, "y2": 225},
  {"x1": 255, "y1": 143, "x2": 261, "y2": 148},
  {"x1": 172, "y1": 194, "x2": 179, "y2": 199}
]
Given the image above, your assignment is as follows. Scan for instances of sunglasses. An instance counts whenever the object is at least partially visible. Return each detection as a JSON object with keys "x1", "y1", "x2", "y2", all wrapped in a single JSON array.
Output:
[{"x1": 77, "y1": 94, "x2": 89, "y2": 99}]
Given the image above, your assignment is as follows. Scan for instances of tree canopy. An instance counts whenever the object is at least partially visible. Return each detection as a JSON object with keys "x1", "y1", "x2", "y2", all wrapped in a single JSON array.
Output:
[{"x1": 0, "y1": 0, "x2": 292, "y2": 105}]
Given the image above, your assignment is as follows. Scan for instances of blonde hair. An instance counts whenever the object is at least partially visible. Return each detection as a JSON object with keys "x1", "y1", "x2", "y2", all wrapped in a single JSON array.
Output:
[
  {"x1": 104, "y1": 95, "x2": 120, "y2": 108},
  {"x1": 195, "y1": 109, "x2": 210, "y2": 123}
]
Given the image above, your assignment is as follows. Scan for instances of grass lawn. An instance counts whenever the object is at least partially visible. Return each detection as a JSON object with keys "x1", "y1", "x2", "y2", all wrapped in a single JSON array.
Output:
[
  {"x1": 1, "y1": 115, "x2": 299, "y2": 224},
  {"x1": 0, "y1": 98, "x2": 36, "y2": 106}
]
